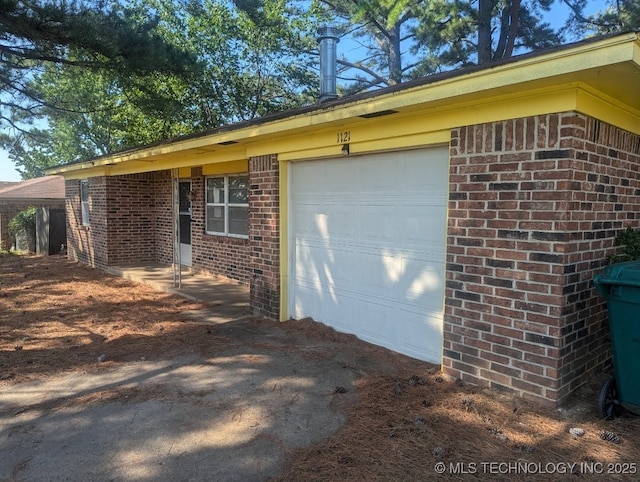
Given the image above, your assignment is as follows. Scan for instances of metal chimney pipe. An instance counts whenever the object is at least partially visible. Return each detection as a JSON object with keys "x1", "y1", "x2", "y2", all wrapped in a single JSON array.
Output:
[{"x1": 317, "y1": 26, "x2": 339, "y2": 103}]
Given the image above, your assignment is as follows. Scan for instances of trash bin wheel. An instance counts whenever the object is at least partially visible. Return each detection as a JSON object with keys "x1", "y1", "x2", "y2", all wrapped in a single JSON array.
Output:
[{"x1": 598, "y1": 377, "x2": 622, "y2": 420}]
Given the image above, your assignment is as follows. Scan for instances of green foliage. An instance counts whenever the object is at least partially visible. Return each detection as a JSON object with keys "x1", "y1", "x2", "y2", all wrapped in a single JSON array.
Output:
[
  {"x1": 8, "y1": 207, "x2": 37, "y2": 251},
  {"x1": 413, "y1": 0, "x2": 561, "y2": 70},
  {"x1": 139, "y1": 0, "x2": 318, "y2": 122},
  {"x1": 0, "y1": 0, "x2": 202, "y2": 178},
  {"x1": 610, "y1": 227, "x2": 640, "y2": 263},
  {"x1": 2, "y1": 0, "x2": 320, "y2": 177},
  {"x1": 312, "y1": 0, "x2": 562, "y2": 93},
  {"x1": 0, "y1": 0, "x2": 197, "y2": 124},
  {"x1": 563, "y1": 0, "x2": 640, "y2": 36}
]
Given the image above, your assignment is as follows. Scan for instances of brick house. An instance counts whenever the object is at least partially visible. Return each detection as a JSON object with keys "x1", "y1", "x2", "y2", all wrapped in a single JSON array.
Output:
[{"x1": 48, "y1": 33, "x2": 640, "y2": 406}]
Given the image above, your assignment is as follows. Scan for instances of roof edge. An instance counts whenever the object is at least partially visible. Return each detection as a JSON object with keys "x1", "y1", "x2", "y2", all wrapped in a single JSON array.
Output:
[{"x1": 46, "y1": 31, "x2": 640, "y2": 176}]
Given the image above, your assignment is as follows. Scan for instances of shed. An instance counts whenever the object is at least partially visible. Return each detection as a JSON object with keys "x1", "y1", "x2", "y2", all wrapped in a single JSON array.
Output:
[{"x1": 47, "y1": 33, "x2": 640, "y2": 406}]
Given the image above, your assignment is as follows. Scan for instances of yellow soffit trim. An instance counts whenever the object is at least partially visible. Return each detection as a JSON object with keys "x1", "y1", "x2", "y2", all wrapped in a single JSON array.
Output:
[
  {"x1": 575, "y1": 84, "x2": 640, "y2": 135},
  {"x1": 202, "y1": 160, "x2": 248, "y2": 176},
  {"x1": 61, "y1": 167, "x2": 108, "y2": 180}
]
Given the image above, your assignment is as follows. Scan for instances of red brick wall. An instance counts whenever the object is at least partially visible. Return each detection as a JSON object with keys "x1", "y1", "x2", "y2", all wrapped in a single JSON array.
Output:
[
  {"x1": 104, "y1": 173, "x2": 156, "y2": 265},
  {"x1": 66, "y1": 169, "x2": 253, "y2": 283},
  {"x1": 444, "y1": 112, "x2": 640, "y2": 405},
  {"x1": 559, "y1": 116, "x2": 640, "y2": 397},
  {"x1": 65, "y1": 177, "x2": 109, "y2": 267},
  {"x1": 249, "y1": 154, "x2": 280, "y2": 318},
  {"x1": 191, "y1": 167, "x2": 251, "y2": 284},
  {"x1": 67, "y1": 174, "x2": 159, "y2": 267}
]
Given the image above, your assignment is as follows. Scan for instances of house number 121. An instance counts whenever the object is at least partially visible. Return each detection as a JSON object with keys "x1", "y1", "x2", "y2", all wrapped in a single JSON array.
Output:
[{"x1": 337, "y1": 131, "x2": 351, "y2": 143}]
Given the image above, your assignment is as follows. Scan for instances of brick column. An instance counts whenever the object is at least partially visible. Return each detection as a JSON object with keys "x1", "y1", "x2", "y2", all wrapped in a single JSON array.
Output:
[
  {"x1": 249, "y1": 154, "x2": 280, "y2": 319},
  {"x1": 444, "y1": 112, "x2": 640, "y2": 406},
  {"x1": 105, "y1": 173, "x2": 155, "y2": 265}
]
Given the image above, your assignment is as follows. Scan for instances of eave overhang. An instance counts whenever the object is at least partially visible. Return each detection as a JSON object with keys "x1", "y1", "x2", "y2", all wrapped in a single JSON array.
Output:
[{"x1": 46, "y1": 32, "x2": 640, "y2": 179}]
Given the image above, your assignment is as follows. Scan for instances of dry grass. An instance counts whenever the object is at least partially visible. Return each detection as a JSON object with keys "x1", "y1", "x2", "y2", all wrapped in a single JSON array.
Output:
[
  {"x1": 1, "y1": 253, "x2": 639, "y2": 481},
  {"x1": 0, "y1": 253, "x2": 217, "y2": 384}
]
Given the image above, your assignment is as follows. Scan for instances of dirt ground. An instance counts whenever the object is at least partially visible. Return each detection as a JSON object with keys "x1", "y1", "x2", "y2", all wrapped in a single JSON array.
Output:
[{"x1": 1, "y1": 254, "x2": 638, "y2": 481}]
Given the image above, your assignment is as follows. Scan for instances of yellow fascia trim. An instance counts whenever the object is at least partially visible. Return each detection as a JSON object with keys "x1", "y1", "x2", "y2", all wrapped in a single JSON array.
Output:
[
  {"x1": 354, "y1": 131, "x2": 451, "y2": 155},
  {"x1": 61, "y1": 167, "x2": 108, "y2": 180},
  {"x1": 368, "y1": 34, "x2": 639, "y2": 114},
  {"x1": 202, "y1": 160, "x2": 248, "y2": 175},
  {"x1": 254, "y1": 86, "x2": 578, "y2": 161},
  {"x1": 279, "y1": 159, "x2": 289, "y2": 321},
  {"x1": 276, "y1": 130, "x2": 451, "y2": 161},
  {"x1": 575, "y1": 84, "x2": 640, "y2": 135}
]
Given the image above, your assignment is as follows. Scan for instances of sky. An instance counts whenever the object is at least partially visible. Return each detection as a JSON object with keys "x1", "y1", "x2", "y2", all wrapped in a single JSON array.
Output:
[
  {"x1": 0, "y1": 0, "x2": 609, "y2": 182},
  {"x1": 0, "y1": 149, "x2": 21, "y2": 182}
]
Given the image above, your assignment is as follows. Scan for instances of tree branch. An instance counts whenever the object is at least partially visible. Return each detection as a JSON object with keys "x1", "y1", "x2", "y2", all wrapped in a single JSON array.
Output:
[{"x1": 336, "y1": 58, "x2": 389, "y2": 86}]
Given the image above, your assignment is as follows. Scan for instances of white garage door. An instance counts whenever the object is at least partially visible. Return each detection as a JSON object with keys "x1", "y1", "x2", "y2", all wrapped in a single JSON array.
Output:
[{"x1": 289, "y1": 147, "x2": 449, "y2": 363}]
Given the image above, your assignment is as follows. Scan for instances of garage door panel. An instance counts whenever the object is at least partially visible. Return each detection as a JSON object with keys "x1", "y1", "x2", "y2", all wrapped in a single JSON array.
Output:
[
  {"x1": 324, "y1": 204, "x2": 357, "y2": 238},
  {"x1": 358, "y1": 204, "x2": 397, "y2": 242},
  {"x1": 291, "y1": 204, "x2": 324, "y2": 236},
  {"x1": 293, "y1": 204, "x2": 357, "y2": 240},
  {"x1": 359, "y1": 157, "x2": 398, "y2": 192},
  {"x1": 359, "y1": 251, "x2": 402, "y2": 292},
  {"x1": 401, "y1": 205, "x2": 448, "y2": 245},
  {"x1": 290, "y1": 147, "x2": 448, "y2": 364},
  {"x1": 399, "y1": 151, "x2": 449, "y2": 193},
  {"x1": 397, "y1": 309, "x2": 443, "y2": 361},
  {"x1": 324, "y1": 159, "x2": 358, "y2": 193},
  {"x1": 295, "y1": 241, "x2": 355, "y2": 291},
  {"x1": 293, "y1": 282, "x2": 355, "y2": 333},
  {"x1": 357, "y1": 301, "x2": 396, "y2": 347},
  {"x1": 401, "y1": 258, "x2": 446, "y2": 308},
  {"x1": 293, "y1": 162, "x2": 327, "y2": 193}
]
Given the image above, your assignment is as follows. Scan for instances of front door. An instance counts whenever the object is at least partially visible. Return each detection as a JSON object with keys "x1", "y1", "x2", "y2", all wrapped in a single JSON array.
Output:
[{"x1": 179, "y1": 181, "x2": 192, "y2": 267}]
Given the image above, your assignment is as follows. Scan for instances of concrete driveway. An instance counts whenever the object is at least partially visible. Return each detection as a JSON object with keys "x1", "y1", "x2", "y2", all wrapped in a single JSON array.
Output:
[{"x1": 1, "y1": 308, "x2": 358, "y2": 481}]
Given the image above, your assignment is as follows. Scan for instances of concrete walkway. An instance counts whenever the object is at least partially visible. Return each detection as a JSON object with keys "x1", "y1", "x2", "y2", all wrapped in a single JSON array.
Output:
[{"x1": 105, "y1": 264, "x2": 251, "y2": 322}]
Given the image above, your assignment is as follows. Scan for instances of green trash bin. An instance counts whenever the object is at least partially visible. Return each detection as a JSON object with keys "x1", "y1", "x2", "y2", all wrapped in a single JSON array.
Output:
[{"x1": 594, "y1": 261, "x2": 640, "y2": 418}]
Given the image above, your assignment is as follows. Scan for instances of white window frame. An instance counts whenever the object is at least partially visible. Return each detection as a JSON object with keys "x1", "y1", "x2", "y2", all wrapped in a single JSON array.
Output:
[
  {"x1": 205, "y1": 174, "x2": 249, "y2": 238},
  {"x1": 80, "y1": 179, "x2": 90, "y2": 226}
]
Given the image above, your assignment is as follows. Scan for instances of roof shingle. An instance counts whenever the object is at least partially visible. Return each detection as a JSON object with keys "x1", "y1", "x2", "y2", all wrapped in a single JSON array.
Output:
[{"x1": 0, "y1": 176, "x2": 65, "y2": 202}]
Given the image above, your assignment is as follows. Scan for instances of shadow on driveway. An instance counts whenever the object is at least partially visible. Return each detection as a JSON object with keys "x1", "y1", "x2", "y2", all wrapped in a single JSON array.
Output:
[{"x1": 1, "y1": 317, "x2": 357, "y2": 482}]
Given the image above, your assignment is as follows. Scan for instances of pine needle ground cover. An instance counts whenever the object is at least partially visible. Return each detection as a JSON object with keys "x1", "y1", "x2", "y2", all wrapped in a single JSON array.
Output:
[{"x1": 1, "y1": 254, "x2": 638, "y2": 481}]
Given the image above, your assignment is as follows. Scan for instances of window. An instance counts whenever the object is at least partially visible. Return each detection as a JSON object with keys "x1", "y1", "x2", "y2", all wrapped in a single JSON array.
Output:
[
  {"x1": 80, "y1": 180, "x2": 90, "y2": 226},
  {"x1": 206, "y1": 175, "x2": 248, "y2": 237}
]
